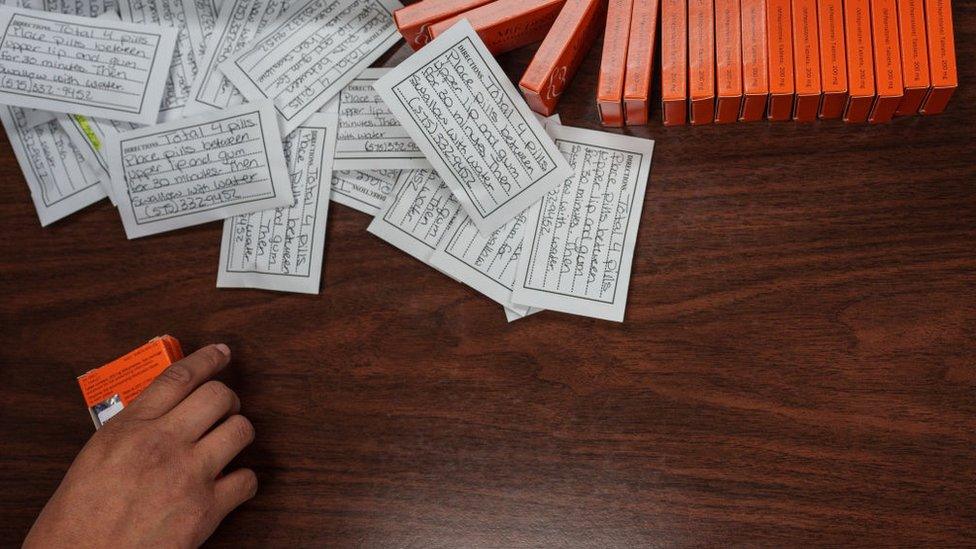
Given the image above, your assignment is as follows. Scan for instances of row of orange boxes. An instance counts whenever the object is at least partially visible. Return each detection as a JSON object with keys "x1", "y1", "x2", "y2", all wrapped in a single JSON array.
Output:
[
  {"x1": 656, "y1": 0, "x2": 957, "y2": 126},
  {"x1": 392, "y1": 0, "x2": 957, "y2": 126}
]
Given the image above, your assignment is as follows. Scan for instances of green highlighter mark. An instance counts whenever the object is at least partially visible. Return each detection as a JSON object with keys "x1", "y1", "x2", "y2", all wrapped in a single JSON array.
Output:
[{"x1": 73, "y1": 115, "x2": 101, "y2": 151}]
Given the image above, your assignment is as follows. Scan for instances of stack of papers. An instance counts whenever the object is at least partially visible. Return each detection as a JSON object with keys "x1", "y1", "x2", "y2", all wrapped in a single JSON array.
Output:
[
  {"x1": 365, "y1": 21, "x2": 655, "y2": 322},
  {"x1": 0, "y1": 3, "x2": 654, "y2": 322}
]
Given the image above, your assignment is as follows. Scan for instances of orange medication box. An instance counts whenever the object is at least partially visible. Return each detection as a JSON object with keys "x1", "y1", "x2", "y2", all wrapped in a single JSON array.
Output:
[
  {"x1": 817, "y1": 0, "x2": 847, "y2": 118},
  {"x1": 895, "y1": 0, "x2": 930, "y2": 114},
  {"x1": 623, "y1": 0, "x2": 659, "y2": 125},
  {"x1": 739, "y1": 0, "x2": 768, "y2": 121},
  {"x1": 766, "y1": 0, "x2": 794, "y2": 120},
  {"x1": 661, "y1": 0, "x2": 687, "y2": 125},
  {"x1": 791, "y1": 0, "x2": 820, "y2": 121},
  {"x1": 920, "y1": 0, "x2": 956, "y2": 115},
  {"x1": 868, "y1": 0, "x2": 903, "y2": 123},
  {"x1": 714, "y1": 0, "x2": 743, "y2": 123},
  {"x1": 394, "y1": 0, "x2": 497, "y2": 50},
  {"x1": 520, "y1": 0, "x2": 606, "y2": 115},
  {"x1": 429, "y1": 0, "x2": 566, "y2": 55},
  {"x1": 688, "y1": 0, "x2": 715, "y2": 125},
  {"x1": 843, "y1": 0, "x2": 874, "y2": 121},
  {"x1": 77, "y1": 336, "x2": 183, "y2": 429},
  {"x1": 598, "y1": 0, "x2": 634, "y2": 126}
]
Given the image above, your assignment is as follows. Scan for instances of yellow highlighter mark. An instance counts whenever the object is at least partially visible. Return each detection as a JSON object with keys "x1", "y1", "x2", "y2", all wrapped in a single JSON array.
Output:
[{"x1": 73, "y1": 115, "x2": 101, "y2": 151}]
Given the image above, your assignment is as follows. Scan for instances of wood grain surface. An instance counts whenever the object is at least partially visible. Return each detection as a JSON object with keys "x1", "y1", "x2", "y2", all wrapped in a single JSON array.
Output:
[{"x1": 1, "y1": 4, "x2": 975, "y2": 546}]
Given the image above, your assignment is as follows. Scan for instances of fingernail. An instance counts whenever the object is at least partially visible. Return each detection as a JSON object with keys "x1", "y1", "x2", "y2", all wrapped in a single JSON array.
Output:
[{"x1": 215, "y1": 343, "x2": 231, "y2": 356}]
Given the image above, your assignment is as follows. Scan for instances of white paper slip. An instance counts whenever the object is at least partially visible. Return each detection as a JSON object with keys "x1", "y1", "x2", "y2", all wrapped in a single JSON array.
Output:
[
  {"x1": 183, "y1": 0, "x2": 289, "y2": 115},
  {"x1": 535, "y1": 112, "x2": 560, "y2": 127},
  {"x1": 14, "y1": 0, "x2": 117, "y2": 129},
  {"x1": 106, "y1": 101, "x2": 293, "y2": 238},
  {"x1": 220, "y1": 0, "x2": 403, "y2": 135},
  {"x1": 117, "y1": 0, "x2": 219, "y2": 120},
  {"x1": 374, "y1": 20, "x2": 572, "y2": 236},
  {"x1": 330, "y1": 169, "x2": 397, "y2": 215},
  {"x1": 429, "y1": 212, "x2": 531, "y2": 315},
  {"x1": 187, "y1": 0, "x2": 221, "y2": 51},
  {"x1": 0, "y1": 106, "x2": 106, "y2": 225},
  {"x1": 511, "y1": 125, "x2": 654, "y2": 323},
  {"x1": 366, "y1": 168, "x2": 464, "y2": 264},
  {"x1": 504, "y1": 306, "x2": 541, "y2": 322},
  {"x1": 321, "y1": 68, "x2": 428, "y2": 170},
  {"x1": 58, "y1": 114, "x2": 140, "y2": 177},
  {"x1": 20, "y1": 108, "x2": 55, "y2": 127},
  {"x1": 46, "y1": 115, "x2": 103, "y2": 187},
  {"x1": 57, "y1": 113, "x2": 140, "y2": 204},
  {"x1": 217, "y1": 114, "x2": 337, "y2": 293},
  {"x1": 0, "y1": 0, "x2": 113, "y2": 12},
  {"x1": 0, "y1": 6, "x2": 178, "y2": 124},
  {"x1": 36, "y1": 0, "x2": 117, "y2": 16}
]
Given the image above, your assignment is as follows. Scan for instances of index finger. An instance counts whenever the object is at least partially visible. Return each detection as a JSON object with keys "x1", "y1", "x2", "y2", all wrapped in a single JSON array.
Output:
[{"x1": 125, "y1": 344, "x2": 231, "y2": 419}]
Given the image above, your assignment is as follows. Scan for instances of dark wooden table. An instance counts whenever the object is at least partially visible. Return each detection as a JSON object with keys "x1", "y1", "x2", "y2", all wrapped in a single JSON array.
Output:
[{"x1": 2, "y1": 8, "x2": 975, "y2": 546}]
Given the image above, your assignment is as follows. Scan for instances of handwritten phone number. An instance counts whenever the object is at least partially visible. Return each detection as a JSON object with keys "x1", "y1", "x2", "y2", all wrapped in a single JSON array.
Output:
[{"x1": 141, "y1": 188, "x2": 239, "y2": 218}]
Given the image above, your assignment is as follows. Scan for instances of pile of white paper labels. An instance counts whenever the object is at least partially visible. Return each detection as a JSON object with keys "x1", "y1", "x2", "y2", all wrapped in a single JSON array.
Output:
[{"x1": 0, "y1": 0, "x2": 654, "y2": 322}]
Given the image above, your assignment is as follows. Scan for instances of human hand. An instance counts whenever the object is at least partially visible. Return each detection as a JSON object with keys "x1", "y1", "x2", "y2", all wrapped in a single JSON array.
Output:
[{"x1": 24, "y1": 344, "x2": 256, "y2": 548}]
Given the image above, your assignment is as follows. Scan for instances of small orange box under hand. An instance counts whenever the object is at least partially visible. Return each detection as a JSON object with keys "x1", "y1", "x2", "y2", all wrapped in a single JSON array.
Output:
[
  {"x1": 817, "y1": 0, "x2": 848, "y2": 119},
  {"x1": 660, "y1": 0, "x2": 688, "y2": 126},
  {"x1": 78, "y1": 336, "x2": 183, "y2": 429},
  {"x1": 688, "y1": 0, "x2": 715, "y2": 125},
  {"x1": 598, "y1": 0, "x2": 634, "y2": 127},
  {"x1": 919, "y1": 0, "x2": 957, "y2": 115},
  {"x1": 429, "y1": 0, "x2": 566, "y2": 55},
  {"x1": 714, "y1": 0, "x2": 743, "y2": 124},
  {"x1": 739, "y1": 0, "x2": 768, "y2": 122},
  {"x1": 843, "y1": 0, "x2": 875, "y2": 122},
  {"x1": 766, "y1": 0, "x2": 795, "y2": 121},
  {"x1": 868, "y1": 0, "x2": 904, "y2": 123}
]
